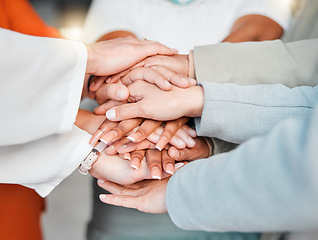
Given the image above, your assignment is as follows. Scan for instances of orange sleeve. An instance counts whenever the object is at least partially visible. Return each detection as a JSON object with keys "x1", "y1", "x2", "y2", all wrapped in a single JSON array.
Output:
[{"x1": 0, "y1": 0, "x2": 62, "y2": 38}]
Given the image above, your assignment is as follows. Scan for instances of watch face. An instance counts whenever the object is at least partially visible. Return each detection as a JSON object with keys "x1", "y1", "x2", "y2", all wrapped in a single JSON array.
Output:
[{"x1": 169, "y1": 0, "x2": 195, "y2": 5}]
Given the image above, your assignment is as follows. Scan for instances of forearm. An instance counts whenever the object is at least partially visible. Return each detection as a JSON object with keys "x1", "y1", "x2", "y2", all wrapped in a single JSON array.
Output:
[
  {"x1": 167, "y1": 106, "x2": 318, "y2": 232},
  {"x1": 196, "y1": 83, "x2": 318, "y2": 144}
]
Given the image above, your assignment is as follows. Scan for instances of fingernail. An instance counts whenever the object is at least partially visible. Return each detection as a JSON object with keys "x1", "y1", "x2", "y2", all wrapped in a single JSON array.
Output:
[
  {"x1": 189, "y1": 78, "x2": 197, "y2": 85},
  {"x1": 151, "y1": 167, "x2": 161, "y2": 180},
  {"x1": 175, "y1": 162, "x2": 185, "y2": 169},
  {"x1": 117, "y1": 145, "x2": 127, "y2": 152},
  {"x1": 99, "y1": 194, "x2": 106, "y2": 200},
  {"x1": 89, "y1": 80, "x2": 95, "y2": 89},
  {"x1": 181, "y1": 78, "x2": 190, "y2": 83},
  {"x1": 177, "y1": 139, "x2": 186, "y2": 147},
  {"x1": 123, "y1": 153, "x2": 131, "y2": 160},
  {"x1": 102, "y1": 130, "x2": 118, "y2": 144},
  {"x1": 89, "y1": 130, "x2": 103, "y2": 145},
  {"x1": 164, "y1": 80, "x2": 171, "y2": 87},
  {"x1": 165, "y1": 163, "x2": 175, "y2": 175},
  {"x1": 98, "y1": 179, "x2": 105, "y2": 184},
  {"x1": 127, "y1": 136, "x2": 135, "y2": 142},
  {"x1": 188, "y1": 128, "x2": 197, "y2": 137},
  {"x1": 170, "y1": 149, "x2": 180, "y2": 159},
  {"x1": 100, "y1": 138, "x2": 107, "y2": 145},
  {"x1": 131, "y1": 165, "x2": 138, "y2": 170},
  {"x1": 106, "y1": 109, "x2": 116, "y2": 120},
  {"x1": 117, "y1": 88, "x2": 128, "y2": 100},
  {"x1": 127, "y1": 132, "x2": 142, "y2": 143},
  {"x1": 155, "y1": 145, "x2": 162, "y2": 151},
  {"x1": 188, "y1": 137, "x2": 196, "y2": 147},
  {"x1": 106, "y1": 145, "x2": 115, "y2": 151}
]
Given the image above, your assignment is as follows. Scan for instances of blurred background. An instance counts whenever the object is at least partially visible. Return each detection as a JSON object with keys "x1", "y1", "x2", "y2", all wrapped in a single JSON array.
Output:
[{"x1": 30, "y1": 0, "x2": 91, "y2": 41}]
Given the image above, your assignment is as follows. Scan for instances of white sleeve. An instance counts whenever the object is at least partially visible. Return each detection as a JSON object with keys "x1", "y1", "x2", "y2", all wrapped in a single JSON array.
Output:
[
  {"x1": 0, "y1": 28, "x2": 91, "y2": 197},
  {"x1": 0, "y1": 28, "x2": 87, "y2": 146},
  {"x1": 0, "y1": 126, "x2": 93, "y2": 197}
]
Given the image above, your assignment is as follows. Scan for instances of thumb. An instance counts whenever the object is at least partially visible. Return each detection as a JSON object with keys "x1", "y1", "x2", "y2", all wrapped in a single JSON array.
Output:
[{"x1": 106, "y1": 102, "x2": 145, "y2": 121}]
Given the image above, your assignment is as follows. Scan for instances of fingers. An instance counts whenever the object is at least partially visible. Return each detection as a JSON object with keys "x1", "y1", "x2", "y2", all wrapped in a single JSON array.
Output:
[
  {"x1": 106, "y1": 102, "x2": 145, "y2": 121},
  {"x1": 89, "y1": 119, "x2": 118, "y2": 145},
  {"x1": 130, "y1": 150, "x2": 146, "y2": 170},
  {"x1": 138, "y1": 39, "x2": 178, "y2": 56},
  {"x1": 106, "y1": 61, "x2": 145, "y2": 84},
  {"x1": 155, "y1": 118, "x2": 189, "y2": 151},
  {"x1": 117, "y1": 139, "x2": 156, "y2": 155},
  {"x1": 151, "y1": 65, "x2": 194, "y2": 88},
  {"x1": 94, "y1": 83, "x2": 129, "y2": 104},
  {"x1": 94, "y1": 100, "x2": 124, "y2": 115},
  {"x1": 170, "y1": 128, "x2": 195, "y2": 149},
  {"x1": 161, "y1": 150, "x2": 175, "y2": 175},
  {"x1": 168, "y1": 137, "x2": 210, "y2": 161},
  {"x1": 120, "y1": 67, "x2": 172, "y2": 91},
  {"x1": 89, "y1": 76, "x2": 107, "y2": 92},
  {"x1": 127, "y1": 119, "x2": 162, "y2": 143},
  {"x1": 146, "y1": 149, "x2": 162, "y2": 180},
  {"x1": 99, "y1": 118, "x2": 143, "y2": 145}
]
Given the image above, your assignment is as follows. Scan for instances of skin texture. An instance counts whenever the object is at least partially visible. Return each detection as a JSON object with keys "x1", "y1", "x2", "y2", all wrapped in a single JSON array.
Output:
[
  {"x1": 103, "y1": 80, "x2": 204, "y2": 121},
  {"x1": 97, "y1": 137, "x2": 211, "y2": 213}
]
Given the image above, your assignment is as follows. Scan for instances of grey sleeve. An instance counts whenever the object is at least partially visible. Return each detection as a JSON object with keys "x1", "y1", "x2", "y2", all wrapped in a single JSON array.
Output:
[
  {"x1": 166, "y1": 106, "x2": 318, "y2": 232},
  {"x1": 195, "y1": 83, "x2": 318, "y2": 144},
  {"x1": 193, "y1": 39, "x2": 318, "y2": 87}
]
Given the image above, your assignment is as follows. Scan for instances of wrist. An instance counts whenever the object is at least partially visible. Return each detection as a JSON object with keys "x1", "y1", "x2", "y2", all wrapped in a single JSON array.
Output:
[
  {"x1": 188, "y1": 51, "x2": 195, "y2": 79},
  {"x1": 180, "y1": 86, "x2": 204, "y2": 117},
  {"x1": 86, "y1": 44, "x2": 97, "y2": 75}
]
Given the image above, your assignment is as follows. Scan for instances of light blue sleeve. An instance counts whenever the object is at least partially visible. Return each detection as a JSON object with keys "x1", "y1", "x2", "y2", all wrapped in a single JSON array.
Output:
[
  {"x1": 195, "y1": 83, "x2": 318, "y2": 144},
  {"x1": 167, "y1": 105, "x2": 318, "y2": 232}
]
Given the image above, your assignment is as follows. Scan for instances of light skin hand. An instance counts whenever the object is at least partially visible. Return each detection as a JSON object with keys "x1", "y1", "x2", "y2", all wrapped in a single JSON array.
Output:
[
  {"x1": 98, "y1": 178, "x2": 169, "y2": 214},
  {"x1": 85, "y1": 37, "x2": 177, "y2": 76},
  {"x1": 106, "y1": 54, "x2": 190, "y2": 84},
  {"x1": 104, "y1": 80, "x2": 204, "y2": 121},
  {"x1": 168, "y1": 137, "x2": 211, "y2": 161},
  {"x1": 89, "y1": 65, "x2": 195, "y2": 104},
  {"x1": 89, "y1": 152, "x2": 170, "y2": 186}
]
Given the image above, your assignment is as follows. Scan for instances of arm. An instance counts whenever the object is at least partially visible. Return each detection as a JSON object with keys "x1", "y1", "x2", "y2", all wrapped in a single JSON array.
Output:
[
  {"x1": 195, "y1": 83, "x2": 318, "y2": 144},
  {"x1": 222, "y1": 14, "x2": 283, "y2": 43},
  {"x1": 167, "y1": 106, "x2": 318, "y2": 232},
  {"x1": 99, "y1": 105, "x2": 318, "y2": 232},
  {"x1": 193, "y1": 39, "x2": 318, "y2": 87}
]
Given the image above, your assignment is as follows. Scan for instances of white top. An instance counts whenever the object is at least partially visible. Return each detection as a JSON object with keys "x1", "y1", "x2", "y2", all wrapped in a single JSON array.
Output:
[
  {"x1": 0, "y1": 28, "x2": 92, "y2": 197},
  {"x1": 83, "y1": 0, "x2": 291, "y2": 53}
]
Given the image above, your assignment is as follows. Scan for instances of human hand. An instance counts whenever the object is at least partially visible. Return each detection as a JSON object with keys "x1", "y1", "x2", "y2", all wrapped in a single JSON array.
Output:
[
  {"x1": 102, "y1": 80, "x2": 204, "y2": 121},
  {"x1": 85, "y1": 37, "x2": 177, "y2": 76},
  {"x1": 116, "y1": 118, "x2": 196, "y2": 156},
  {"x1": 89, "y1": 152, "x2": 169, "y2": 186},
  {"x1": 89, "y1": 65, "x2": 195, "y2": 104},
  {"x1": 89, "y1": 117, "x2": 196, "y2": 156},
  {"x1": 222, "y1": 14, "x2": 283, "y2": 43},
  {"x1": 102, "y1": 54, "x2": 191, "y2": 87},
  {"x1": 168, "y1": 137, "x2": 212, "y2": 161},
  {"x1": 98, "y1": 178, "x2": 169, "y2": 214}
]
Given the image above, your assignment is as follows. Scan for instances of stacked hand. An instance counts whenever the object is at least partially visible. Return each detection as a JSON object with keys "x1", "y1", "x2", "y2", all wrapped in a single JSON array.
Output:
[{"x1": 79, "y1": 38, "x2": 210, "y2": 214}]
